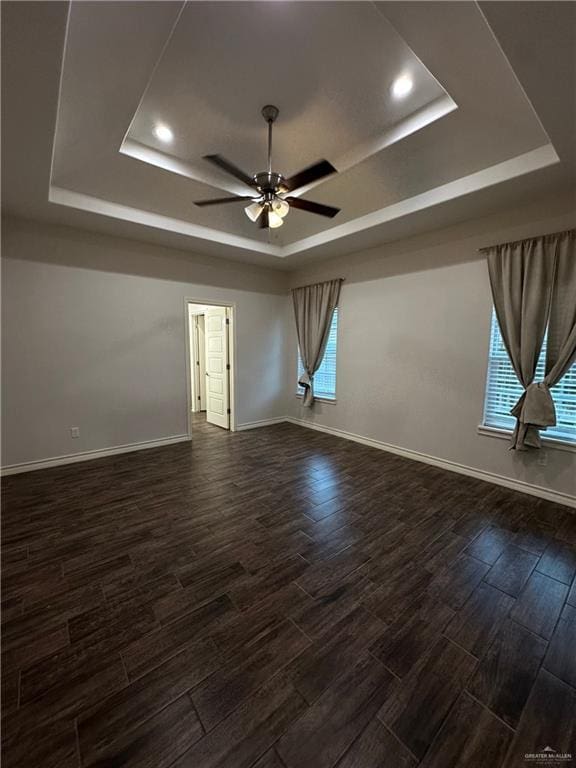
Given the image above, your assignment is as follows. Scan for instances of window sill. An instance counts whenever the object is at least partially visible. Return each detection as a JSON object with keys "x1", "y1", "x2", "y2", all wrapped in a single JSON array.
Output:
[
  {"x1": 477, "y1": 425, "x2": 576, "y2": 453},
  {"x1": 295, "y1": 394, "x2": 337, "y2": 405}
]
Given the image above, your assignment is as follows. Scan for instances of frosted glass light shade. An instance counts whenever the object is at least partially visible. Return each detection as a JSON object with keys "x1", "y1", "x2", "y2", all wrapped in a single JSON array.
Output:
[
  {"x1": 272, "y1": 198, "x2": 290, "y2": 218},
  {"x1": 268, "y1": 210, "x2": 284, "y2": 228},
  {"x1": 244, "y1": 202, "x2": 263, "y2": 222}
]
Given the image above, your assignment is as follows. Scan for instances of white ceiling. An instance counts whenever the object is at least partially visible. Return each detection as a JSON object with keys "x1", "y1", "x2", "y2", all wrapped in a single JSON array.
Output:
[
  {"x1": 2, "y1": 1, "x2": 575, "y2": 269},
  {"x1": 124, "y1": 2, "x2": 450, "y2": 191}
]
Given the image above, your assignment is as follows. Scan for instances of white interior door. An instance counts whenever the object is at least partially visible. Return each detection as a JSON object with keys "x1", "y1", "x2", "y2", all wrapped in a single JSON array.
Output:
[{"x1": 204, "y1": 306, "x2": 230, "y2": 429}]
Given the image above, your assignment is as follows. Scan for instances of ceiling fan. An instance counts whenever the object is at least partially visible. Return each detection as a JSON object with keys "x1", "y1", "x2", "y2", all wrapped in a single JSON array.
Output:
[{"x1": 194, "y1": 105, "x2": 340, "y2": 229}]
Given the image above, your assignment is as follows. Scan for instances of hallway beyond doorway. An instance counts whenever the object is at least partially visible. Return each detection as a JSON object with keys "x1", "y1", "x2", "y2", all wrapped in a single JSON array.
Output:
[
  {"x1": 186, "y1": 300, "x2": 235, "y2": 436},
  {"x1": 190, "y1": 410, "x2": 225, "y2": 438}
]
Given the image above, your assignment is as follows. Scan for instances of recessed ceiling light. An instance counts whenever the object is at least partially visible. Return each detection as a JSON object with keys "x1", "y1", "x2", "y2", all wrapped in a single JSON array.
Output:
[
  {"x1": 392, "y1": 75, "x2": 413, "y2": 99},
  {"x1": 154, "y1": 124, "x2": 173, "y2": 143}
]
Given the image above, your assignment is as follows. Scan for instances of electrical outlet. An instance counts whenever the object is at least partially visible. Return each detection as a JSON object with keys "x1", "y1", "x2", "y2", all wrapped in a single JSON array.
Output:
[
  {"x1": 538, "y1": 450, "x2": 548, "y2": 466},
  {"x1": 70, "y1": 427, "x2": 80, "y2": 439}
]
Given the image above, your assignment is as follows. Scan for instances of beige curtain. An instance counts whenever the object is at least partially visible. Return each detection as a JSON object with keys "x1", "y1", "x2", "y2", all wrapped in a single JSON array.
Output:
[
  {"x1": 543, "y1": 235, "x2": 576, "y2": 404},
  {"x1": 485, "y1": 229, "x2": 576, "y2": 450},
  {"x1": 292, "y1": 278, "x2": 342, "y2": 407}
]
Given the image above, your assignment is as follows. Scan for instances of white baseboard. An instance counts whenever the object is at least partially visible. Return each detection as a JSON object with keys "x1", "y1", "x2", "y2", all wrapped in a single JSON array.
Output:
[
  {"x1": 4, "y1": 417, "x2": 574, "y2": 510},
  {"x1": 1, "y1": 434, "x2": 191, "y2": 476},
  {"x1": 235, "y1": 417, "x2": 287, "y2": 432},
  {"x1": 286, "y1": 417, "x2": 576, "y2": 510}
]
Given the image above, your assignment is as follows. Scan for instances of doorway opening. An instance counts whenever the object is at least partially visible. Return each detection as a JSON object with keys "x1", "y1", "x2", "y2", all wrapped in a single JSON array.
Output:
[{"x1": 185, "y1": 300, "x2": 235, "y2": 436}]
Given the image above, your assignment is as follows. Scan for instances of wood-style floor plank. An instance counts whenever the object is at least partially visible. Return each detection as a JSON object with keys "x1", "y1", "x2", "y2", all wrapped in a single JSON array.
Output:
[
  {"x1": 1, "y1": 623, "x2": 70, "y2": 672},
  {"x1": 543, "y1": 603, "x2": 576, "y2": 688},
  {"x1": 153, "y1": 561, "x2": 247, "y2": 623},
  {"x1": 191, "y1": 619, "x2": 309, "y2": 731},
  {"x1": 513, "y1": 520, "x2": 556, "y2": 556},
  {"x1": 2, "y1": 415, "x2": 574, "y2": 768},
  {"x1": 1, "y1": 720, "x2": 79, "y2": 768},
  {"x1": 422, "y1": 530, "x2": 467, "y2": 574},
  {"x1": 5, "y1": 652, "x2": 127, "y2": 743},
  {"x1": 78, "y1": 639, "x2": 218, "y2": 763},
  {"x1": 285, "y1": 605, "x2": 386, "y2": 704},
  {"x1": 467, "y1": 619, "x2": 547, "y2": 728},
  {"x1": 1, "y1": 670, "x2": 20, "y2": 720},
  {"x1": 228, "y1": 556, "x2": 310, "y2": 611},
  {"x1": 362, "y1": 562, "x2": 434, "y2": 624},
  {"x1": 295, "y1": 546, "x2": 369, "y2": 599},
  {"x1": 444, "y1": 582, "x2": 515, "y2": 657},
  {"x1": 291, "y1": 568, "x2": 376, "y2": 640},
  {"x1": 464, "y1": 526, "x2": 512, "y2": 565},
  {"x1": 428, "y1": 554, "x2": 490, "y2": 610},
  {"x1": 504, "y1": 670, "x2": 576, "y2": 768},
  {"x1": 251, "y1": 749, "x2": 286, "y2": 768},
  {"x1": 335, "y1": 717, "x2": 417, "y2": 768},
  {"x1": 121, "y1": 594, "x2": 235, "y2": 681},
  {"x1": 567, "y1": 576, "x2": 576, "y2": 607},
  {"x1": 210, "y1": 584, "x2": 311, "y2": 655},
  {"x1": 536, "y1": 540, "x2": 576, "y2": 584},
  {"x1": 83, "y1": 695, "x2": 203, "y2": 768},
  {"x1": 277, "y1": 655, "x2": 395, "y2": 768},
  {"x1": 370, "y1": 593, "x2": 454, "y2": 678},
  {"x1": 172, "y1": 676, "x2": 307, "y2": 768},
  {"x1": 378, "y1": 637, "x2": 477, "y2": 759},
  {"x1": 509, "y1": 571, "x2": 568, "y2": 639},
  {"x1": 419, "y1": 692, "x2": 512, "y2": 768},
  {"x1": 484, "y1": 545, "x2": 538, "y2": 598}
]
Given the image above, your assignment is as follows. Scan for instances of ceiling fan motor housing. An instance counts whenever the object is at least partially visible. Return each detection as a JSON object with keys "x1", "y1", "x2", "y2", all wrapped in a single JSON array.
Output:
[{"x1": 253, "y1": 171, "x2": 285, "y2": 195}]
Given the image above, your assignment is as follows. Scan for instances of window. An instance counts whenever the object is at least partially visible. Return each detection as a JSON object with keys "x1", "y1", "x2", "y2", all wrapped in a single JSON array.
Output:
[
  {"x1": 483, "y1": 310, "x2": 576, "y2": 444},
  {"x1": 297, "y1": 308, "x2": 338, "y2": 400}
]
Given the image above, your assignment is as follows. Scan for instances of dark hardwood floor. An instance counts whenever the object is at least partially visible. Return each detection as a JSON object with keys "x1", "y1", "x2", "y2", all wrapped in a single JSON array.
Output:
[{"x1": 2, "y1": 415, "x2": 576, "y2": 767}]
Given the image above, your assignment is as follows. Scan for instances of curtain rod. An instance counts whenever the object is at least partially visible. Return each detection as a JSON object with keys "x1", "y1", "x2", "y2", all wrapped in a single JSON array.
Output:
[
  {"x1": 291, "y1": 277, "x2": 345, "y2": 291},
  {"x1": 478, "y1": 227, "x2": 575, "y2": 254}
]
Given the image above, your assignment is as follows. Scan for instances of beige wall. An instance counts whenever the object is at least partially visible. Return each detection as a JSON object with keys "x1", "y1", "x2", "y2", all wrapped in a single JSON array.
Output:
[
  {"x1": 287, "y1": 195, "x2": 576, "y2": 501},
  {"x1": 1, "y1": 217, "x2": 290, "y2": 467},
  {"x1": 3, "y1": 197, "x2": 575, "y2": 501}
]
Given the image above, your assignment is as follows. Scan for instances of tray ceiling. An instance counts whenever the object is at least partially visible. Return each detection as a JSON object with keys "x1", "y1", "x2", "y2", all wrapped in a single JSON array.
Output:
[{"x1": 3, "y1": 1, "x2": 575, "y2": 267}]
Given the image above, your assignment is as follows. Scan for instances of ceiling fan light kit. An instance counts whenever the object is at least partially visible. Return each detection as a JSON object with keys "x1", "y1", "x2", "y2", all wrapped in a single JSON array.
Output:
[
  {"x1": 271, "y1": 198, "x2": 290, "y2": 218},
  {"x1": 244, "y1": 201, "x2": 263, "y2": 222},
  {"x1": 267, "y1": 210, "x2": 284, "y2": 228},
  {"x1": 194, "y1": 105, "x2": 341, "y2": 230}
]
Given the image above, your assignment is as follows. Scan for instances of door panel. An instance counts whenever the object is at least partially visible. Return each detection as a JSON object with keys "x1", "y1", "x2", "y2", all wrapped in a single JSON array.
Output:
[{"x1": 204, "y1": 306, "x2": 230, "y2": 429}]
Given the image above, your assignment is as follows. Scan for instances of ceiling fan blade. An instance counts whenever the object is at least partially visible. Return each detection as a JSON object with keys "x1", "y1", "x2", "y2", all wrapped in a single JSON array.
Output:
[
  {"x1": 285, "y1": 197, "x2": 340, "y2": 218},
  {"x1": 259, "y1": 208, "x2": 269, "y2": 229},
  {"x1": 282, "y1": 160, "x2": 337, "y2": 192},
  {"x1": 203, "y1": 154, "x2": 255, "y2": 187},
  {"x1": 194, "y1": 196, "x2": 255, "y2": 207}
]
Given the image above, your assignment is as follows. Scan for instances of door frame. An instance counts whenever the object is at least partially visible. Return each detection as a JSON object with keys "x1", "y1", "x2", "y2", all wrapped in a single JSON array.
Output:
[
  {"x1": 184, "y1": 298, "x2": 237, "y2": 436},
  {"x1": 188, "y1": 314, "x2": 201, "y2": 413}
]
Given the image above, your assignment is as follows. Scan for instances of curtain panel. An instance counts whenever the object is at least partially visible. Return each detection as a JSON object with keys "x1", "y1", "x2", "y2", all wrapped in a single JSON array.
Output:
[
  {"x1": 292, "y1": 278, "x2": 342, "y2": 407},
  {"x1": 484, "y1": 229, "x2": 576, "y2": 450}
]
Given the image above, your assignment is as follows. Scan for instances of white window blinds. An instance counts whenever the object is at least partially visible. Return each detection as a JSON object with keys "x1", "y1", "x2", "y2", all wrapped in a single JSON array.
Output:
[
  {"x1": 297, "y1": 308, "x2": 338, "y2": 400},
  {"x1": 483, "y1": 310, "x2": 576, "y2": 443}
]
